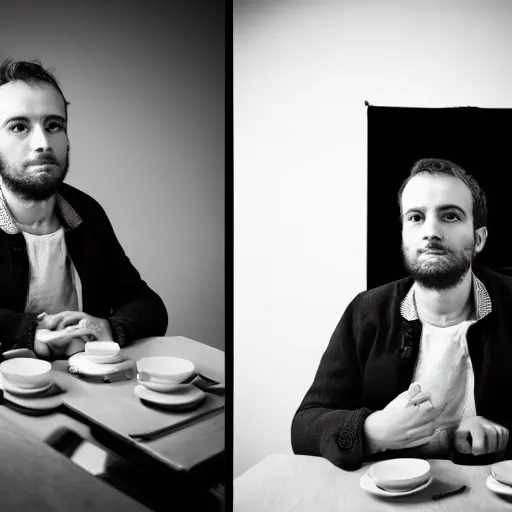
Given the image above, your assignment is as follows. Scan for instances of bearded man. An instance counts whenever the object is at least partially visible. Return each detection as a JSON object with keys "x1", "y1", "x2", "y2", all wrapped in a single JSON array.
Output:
[
  {"x1": 0, "y1": 59, "x2": 168, "y2": 359},
  {"x1": 291, "y1": 158, "x2": 512, "y2": 470}
]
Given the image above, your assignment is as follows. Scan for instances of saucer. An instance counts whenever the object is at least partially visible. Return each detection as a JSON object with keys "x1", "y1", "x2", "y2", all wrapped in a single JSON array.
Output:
[
  {"x1": 81, "y1": 353, "x2": 125, "y2": 364},
  {"x1": 2, "y1": 378, "x2": 53, "y2": 396},
  {"x1": 136, "y1": 374, "x2": 188, "y2": 393},
  {"x1": 134, "y1": 384, "x2": 205, "y2": 409},
  {"x1": 68, "y1": 352, "x2": 134, "y2": 377},
  {"x1": 360, "y1": 472, "x2": 433, "y2": 497},
  {"x1": 0, "y1": 379, "x2": 65, "y2": 411},
  {"x1": 486, "y1": 475, "x2": 512, "y2": 497}
]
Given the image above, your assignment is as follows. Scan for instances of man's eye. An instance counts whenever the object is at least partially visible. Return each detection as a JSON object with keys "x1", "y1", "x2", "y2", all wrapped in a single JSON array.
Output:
[
  {"x1": 47, "y1": 122, "x2": 63, "y2": 133},
  {"x1": 408, "y1": 215, "x2": 422, "y2": 222},
  {"x1": 445, "y1": 212, "x2": 459, "y2": 221},
  {"x1": 10, "y1": 123, "x2": 27, "y2": 133}
]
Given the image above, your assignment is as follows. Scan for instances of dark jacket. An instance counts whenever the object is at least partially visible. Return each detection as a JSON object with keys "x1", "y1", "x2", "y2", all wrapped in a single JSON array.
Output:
[
  {"x1": 0, "y1": 183, "x2": 168, "y2": 355},
  {"x1": 291, "y1": 265, "x2": 512, "y2": 470}
]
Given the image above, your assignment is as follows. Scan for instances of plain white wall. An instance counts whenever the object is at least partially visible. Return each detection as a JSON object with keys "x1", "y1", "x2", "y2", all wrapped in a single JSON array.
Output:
[
  {"x1": 234, "y1": 0, "x2": 512, "y2": 477},
  {"x1": 0, "y1": 0, "x2": 225, "y2": 350}
]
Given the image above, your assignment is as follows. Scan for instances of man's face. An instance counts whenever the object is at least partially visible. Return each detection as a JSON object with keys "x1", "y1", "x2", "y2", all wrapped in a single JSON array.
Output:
[
  {"x1": 0, "y1": 80, "x2": 69, "y2": 201},
  {"x1": 400, "y1": 173, "x2": 487, "y2": 290}
]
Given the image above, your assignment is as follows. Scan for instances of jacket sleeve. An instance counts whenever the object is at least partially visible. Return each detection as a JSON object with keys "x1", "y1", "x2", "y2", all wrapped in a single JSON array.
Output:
[
  {"x1": 97, "y1": 208, "x2": 169, "y2": 347},
  {"x1": 291, "y1": 295, "x2": 373, "y2": 470},
  {"x1": 0, "y1": 310, "x2": 38, "y2": 355}
]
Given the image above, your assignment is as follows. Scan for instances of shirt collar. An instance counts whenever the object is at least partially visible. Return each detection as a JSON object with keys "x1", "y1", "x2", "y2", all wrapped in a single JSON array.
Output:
[
  {"x1": 400, "y1": 272, "x2": 492, "y2": 322},
  {"x1": 0, "y1": 186, "x2": 82, "y2": 234}
]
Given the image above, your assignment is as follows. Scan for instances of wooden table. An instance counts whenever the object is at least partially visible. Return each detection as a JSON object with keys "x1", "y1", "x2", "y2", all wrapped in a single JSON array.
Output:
[
  {"x1": 234, "y1": 454, "x2": 512, "y2": 511},
  {"x1": 0, "y1": 336, "x2": 225, "y2": 488},
  {"x1": 0, "y1": 413, "x2": 151, "y2": 511}
]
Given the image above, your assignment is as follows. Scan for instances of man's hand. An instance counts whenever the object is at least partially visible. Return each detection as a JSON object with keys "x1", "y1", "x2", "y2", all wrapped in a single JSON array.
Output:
[
  {"x1": 35, "y1": 320, "x2": 96, "y2": 358},
  {"x1": 364, "y1": 382, "x2": 442, "y2": 454},
  {"x1": 42, "y1": 311, "x2": 113, "y2": 342},
  {"x1": 34, "y1": 311, "x2": 113, "y2": 359},
  {"x1": 454, "y1": 416, "x2": 509, "y2": 456}
]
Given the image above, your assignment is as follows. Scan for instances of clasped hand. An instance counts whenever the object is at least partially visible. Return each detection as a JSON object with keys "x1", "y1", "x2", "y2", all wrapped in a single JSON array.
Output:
[
  {"x1": 35, "y1": 311, "x2": 113, "y2": 358},
  {"x1": 364, "y1": 383, "x2": 510, "y2": 457},
  {"x1": 454, "y1": 416, "x2": 509, "y2": 456},
  {"x1": 364, "y1": 382, "x2": 442, "y2": 453}
]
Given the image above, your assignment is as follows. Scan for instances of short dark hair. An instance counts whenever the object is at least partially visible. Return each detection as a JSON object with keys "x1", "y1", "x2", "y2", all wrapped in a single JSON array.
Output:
[
  {"x1": 397, "y1": 157, "x2": 487, "y2": 229},
  {"x1": 0, "y1": 58, "x2": 70, "y2": 118}
]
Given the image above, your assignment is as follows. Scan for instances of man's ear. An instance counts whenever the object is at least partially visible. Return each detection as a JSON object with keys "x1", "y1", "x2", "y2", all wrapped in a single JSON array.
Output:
[{"x1": 474, "y1": 226, "x2": 488, "y2": 255}]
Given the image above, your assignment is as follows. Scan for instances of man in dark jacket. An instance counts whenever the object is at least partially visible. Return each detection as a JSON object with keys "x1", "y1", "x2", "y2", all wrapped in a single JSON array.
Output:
[
  {"x1": 291, "y1": 158, "x2": 511, "y2": 470},
  {"x1": 0, "y1": 59, "x2": 168, "y2": 359}
]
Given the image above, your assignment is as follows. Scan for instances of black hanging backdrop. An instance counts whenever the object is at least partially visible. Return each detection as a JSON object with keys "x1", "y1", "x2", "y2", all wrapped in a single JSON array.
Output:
[{"x1": 367, "y1": 106, "x2": 512, "y2": 290}]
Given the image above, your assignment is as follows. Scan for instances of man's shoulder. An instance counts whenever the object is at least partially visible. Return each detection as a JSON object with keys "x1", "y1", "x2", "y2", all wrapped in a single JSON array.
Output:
[
  {"x1": 349, "y1": 276, "x2": 413, "y2": 316},
  {"x1": 474, "y1": 265, "x2": 512, "y2": 297},
  {"x1": 58, "y1": 183, "x2": 107, "y2": 218}
]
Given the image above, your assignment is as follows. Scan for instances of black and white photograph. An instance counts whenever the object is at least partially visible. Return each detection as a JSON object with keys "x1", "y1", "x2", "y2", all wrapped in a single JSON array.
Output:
[
  {"x1": 234, "y1": 1, "x2": 512, "y2": 511},
  {"x1": 0, "y1": 1, "x2": 225, "y2": 511}
]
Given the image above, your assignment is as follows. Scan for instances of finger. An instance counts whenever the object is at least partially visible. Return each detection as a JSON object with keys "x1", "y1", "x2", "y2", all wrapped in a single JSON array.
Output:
[
  {"x1": 485, "y1": 428, "x2": 498, "y2": 454},
  {"x1": 408, "y1": 391, "x2": 431, "y2": 406},
  {"x1": 40, "y1": 315, "x2": 62, "y2": 330},
  {"x1": 470, "y1": 425, "x2": 487, "y2": 456},
  {"x1": 499, "y1": 427, "x2": 510, "y2": 453},
  {"x1": 407, "y1": 382, "x2": 422, "y2": 397},
  {"x1": 454, "y1": 429, "x2": 472, "y2": 454},
  {"x1": 413, "y1": 400, "x2": 440, "y2": 424},
  {"x1": 56, "y1": 313, "x2": 87, "y2": 330}
]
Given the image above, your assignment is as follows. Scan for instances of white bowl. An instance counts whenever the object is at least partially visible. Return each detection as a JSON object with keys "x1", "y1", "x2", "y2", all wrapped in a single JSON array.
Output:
[
  {"x1": 0, "y1": 358, "x2": 52, "y2": 390},
  {"x1": 136, "y1": 357, "x2": 195, "y2": 384},
  {"x1": 491, "y1": 461, "x2": 512, "y2": 487},
  {"x1": 368, "y1": 459, "x2": 431, "y2": 492}
]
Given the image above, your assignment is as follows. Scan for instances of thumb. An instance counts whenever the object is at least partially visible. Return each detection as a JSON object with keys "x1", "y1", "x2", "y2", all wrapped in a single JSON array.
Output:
[
  {"x1": 454, "y1": 427, "x2": 472, "y2": 454},
  {"x1": 407, "y1": 382, "x2": 422, "y2": 397}
]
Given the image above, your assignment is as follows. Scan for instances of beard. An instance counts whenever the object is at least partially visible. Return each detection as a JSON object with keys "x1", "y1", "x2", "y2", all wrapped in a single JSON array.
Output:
[
  {"x1": 0, "y1": 146, "x2": 69, "y2": 201},
  {"x1": 402, "y1": 238, "x2": 476, "y2": 291}
]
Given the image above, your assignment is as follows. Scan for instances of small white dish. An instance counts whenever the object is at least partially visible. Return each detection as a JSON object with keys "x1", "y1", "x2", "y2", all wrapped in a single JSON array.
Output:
[
  {"x1": 0, "y1": 378, "x2": 64, "y2": 411},
  {"x1": 368, "y1": 458, "x2": 431, "y2": 492},
  {"x1": 85, "y1": 341, "x2": 120, "y2": 356},
  {"x1": 0, "y1": 358, "x2": 52, "y2": 389},
  {"x1": 82, "y1": 353, "x2": 124, "y2": 364},
  {"x1": 486, "y1": 475, "x2": 512, "y2": 496},
  {"x1": 2, "y1": 377, "x2": 53, "y2": 396},
  {"x1": 360, "y1": 472, "x2": 433, "y2": 497},
  {"x1": 490, "y1": 460, "x2": 512, "y2": 487},
  {"x1": 68, "y1": 352, "x2": 134, "y2": 377},
  {"x1": 136, "y1": 374, "x2": 187, "y2": 393},
  {"x1": 3, "y1": 390, "x2": 64, "y2": 411},
  {"x1": 136, "y1": 357, "x2": 195, "y2": 385},
  {"x1": 134, "y1": 384, "x2": 204, "y2": 409}
]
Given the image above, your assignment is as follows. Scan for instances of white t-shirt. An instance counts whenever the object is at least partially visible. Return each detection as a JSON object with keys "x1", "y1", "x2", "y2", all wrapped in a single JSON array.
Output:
[
  {"x1": 412, "y1": 319, "x2": 477, "y2": 455},
  {"x1": 22, "y1": 227, "x2": 80, "y2": 315}
]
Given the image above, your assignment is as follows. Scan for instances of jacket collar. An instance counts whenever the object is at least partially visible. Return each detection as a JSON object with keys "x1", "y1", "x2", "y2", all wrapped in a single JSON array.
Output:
[
  {"x1": 0, "y1": 186, "x2": 82, "y2": 234},
  {"x1": 400, "y1": 272, "x2": 492, "y2": 322}
]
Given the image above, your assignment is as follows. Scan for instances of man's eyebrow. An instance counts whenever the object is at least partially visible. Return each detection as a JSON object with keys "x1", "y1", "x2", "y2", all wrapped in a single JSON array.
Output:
[
  {"x1": 403, "y1": 205, "x2": 467, "y2": 217},
  {"x1": 438, "y1": 204, "x2": 467, "y2": 216},
  {"x1": 2, "y1": 114, "x2": 66, "y2": 127}
]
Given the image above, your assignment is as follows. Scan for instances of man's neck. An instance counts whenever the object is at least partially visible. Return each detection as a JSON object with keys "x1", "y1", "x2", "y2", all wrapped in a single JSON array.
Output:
[
  {"x1": 1, "y1": 182, "x2": 59, "y2": 235},
  {"x1": 414, "y1": 270, "x2": 474, "y2": 327}
]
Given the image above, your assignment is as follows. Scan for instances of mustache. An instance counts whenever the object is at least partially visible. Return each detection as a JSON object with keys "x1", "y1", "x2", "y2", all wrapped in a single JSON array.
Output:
[
  {"x1": 419, "y1": 242, "x2": 448, "y2": 253},
  {"x1": 24, "y1": 155, "x2": 60, "y2": 166}
]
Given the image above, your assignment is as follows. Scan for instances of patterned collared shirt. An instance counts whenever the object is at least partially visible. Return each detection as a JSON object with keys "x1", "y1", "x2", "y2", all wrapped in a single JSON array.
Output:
[
  {"x1": 400, "y1": 273, "x2": 493, "y2": 321},
  {"x1": 0, "y1": 186, "x2": 82, "y2": 234}
]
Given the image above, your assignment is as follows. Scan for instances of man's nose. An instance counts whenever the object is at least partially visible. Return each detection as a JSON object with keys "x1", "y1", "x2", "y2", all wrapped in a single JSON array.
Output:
[
  {"x1": 421, "y1": 216, "x2": 442, "y2": 240},
  {"x1": 29, "y1": 125, "x2": 51, "y2": 152}
]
